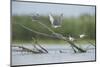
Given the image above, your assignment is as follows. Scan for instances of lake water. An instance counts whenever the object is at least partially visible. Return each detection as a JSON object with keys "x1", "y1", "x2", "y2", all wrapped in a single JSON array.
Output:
[{"x1": 11, "y1": 44, "x2": 95, "y2": 66}]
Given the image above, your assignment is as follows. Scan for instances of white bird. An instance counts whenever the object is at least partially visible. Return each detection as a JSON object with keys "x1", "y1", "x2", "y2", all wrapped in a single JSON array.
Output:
[
  {"x1": 49, "y1": 13, "x2": 63, "y2": 28},
  {"x1": 68, "y1": 36, "x2": 75, "y2": 41},
  {"x1": 79, "y1": 34, "x2": 86, "y2": 38}
]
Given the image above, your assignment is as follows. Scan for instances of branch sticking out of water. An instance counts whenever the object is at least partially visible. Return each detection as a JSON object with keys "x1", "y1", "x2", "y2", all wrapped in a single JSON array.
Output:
[{"x1": 15, "y1": 23, "x2": 86, "y2": 53}]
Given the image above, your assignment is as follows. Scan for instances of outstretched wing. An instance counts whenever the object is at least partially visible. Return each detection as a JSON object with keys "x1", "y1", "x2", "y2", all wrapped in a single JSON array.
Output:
[
  {"x1": 49, "y1": 14, "x2": 54, "y2": 25},
  {"x1": 59, "y1": 13, "x2": 63, "y2": 24}
]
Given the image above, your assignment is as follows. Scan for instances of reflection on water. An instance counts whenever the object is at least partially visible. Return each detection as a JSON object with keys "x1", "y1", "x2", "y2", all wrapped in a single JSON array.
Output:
[{"x1": 12, "y1": 44, "x2": 95, "y2": 66}]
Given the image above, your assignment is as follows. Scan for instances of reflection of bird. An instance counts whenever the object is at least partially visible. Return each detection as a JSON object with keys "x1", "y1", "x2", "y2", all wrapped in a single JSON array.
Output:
[
  {"x1": 68, "y1": 36, "x2": 75, "y2": 41},
  {"x1": 32, "y1": 13, "x2": 40, "y2": 21},
  {"x1": 49, "y1": 13, "x2": 63, "y2": 28},
  {"x1": 79, "y1": 34, "x2": 86, "y2": 38}
]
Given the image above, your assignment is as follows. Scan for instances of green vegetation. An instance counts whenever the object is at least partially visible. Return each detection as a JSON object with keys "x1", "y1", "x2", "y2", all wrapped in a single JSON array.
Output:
[
  {"x1": 12, "y1": 39, "x2": 95, "y2": 45},
  {"x1": 11, "y1": 14, "x2": 96, "y2": 43}
]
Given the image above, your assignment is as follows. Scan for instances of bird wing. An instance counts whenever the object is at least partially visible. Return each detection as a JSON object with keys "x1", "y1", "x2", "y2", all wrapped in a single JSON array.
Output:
[
  {"x1": 59, "y1": 13, "x2": 63, "y2": 24},
  {"x1": 49, "y1": 14, "x2": 54, "y2": 25}
]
